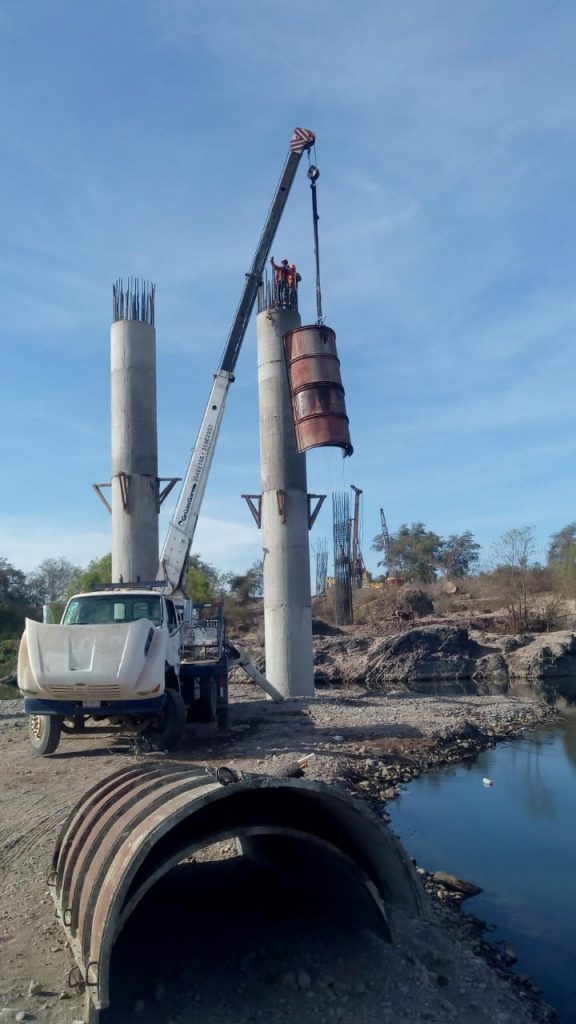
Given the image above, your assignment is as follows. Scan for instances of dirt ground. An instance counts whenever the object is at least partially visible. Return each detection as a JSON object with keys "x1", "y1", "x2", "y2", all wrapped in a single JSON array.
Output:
[{"x1": 0, "y1": 683, "x2": 559, "y2": 1024}]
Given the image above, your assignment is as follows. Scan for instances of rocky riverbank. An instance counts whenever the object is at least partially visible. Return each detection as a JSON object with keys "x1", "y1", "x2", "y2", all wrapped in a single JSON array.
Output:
[{"x1": 304, "y1": 622, "x2": 576, "y2": 701}]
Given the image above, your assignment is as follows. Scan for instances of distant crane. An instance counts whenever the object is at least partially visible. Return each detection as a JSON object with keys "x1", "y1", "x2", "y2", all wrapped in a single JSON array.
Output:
[
  {"x1": 379, "y1": 507, "x2": 391, "y2": 570},
  {"x1": 380, "y1": 507, "x2": 404, "y2": 582}
]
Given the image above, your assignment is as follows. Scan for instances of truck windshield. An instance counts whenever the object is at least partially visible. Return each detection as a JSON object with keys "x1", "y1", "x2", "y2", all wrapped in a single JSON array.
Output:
[{"x1": 62, "y1": 595, "x2": 163, "y2": 626}]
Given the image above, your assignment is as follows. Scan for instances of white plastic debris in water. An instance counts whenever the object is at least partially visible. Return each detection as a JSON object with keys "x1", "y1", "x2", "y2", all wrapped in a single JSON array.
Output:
[
  {"x1": 482, "y1": 777, "x2": 494, "y2": 787},
  {"x1": 332, "y1": 735, "x2": 345, "y2": 743}
]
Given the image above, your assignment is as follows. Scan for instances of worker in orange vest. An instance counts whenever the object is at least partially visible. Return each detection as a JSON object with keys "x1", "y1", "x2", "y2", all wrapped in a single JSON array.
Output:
[
  {"x1": 287, "y1": 263, "x2": 301, "y2": 306},
  {"x1": 270, "y1": 257, "x2": 289, "y2": 305}
]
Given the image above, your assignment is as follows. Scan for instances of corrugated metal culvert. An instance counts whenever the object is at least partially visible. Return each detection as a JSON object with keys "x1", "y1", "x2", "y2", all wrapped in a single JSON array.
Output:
[{"x1": 50, "y1": 762, "x2": 426, "y2": 1020}]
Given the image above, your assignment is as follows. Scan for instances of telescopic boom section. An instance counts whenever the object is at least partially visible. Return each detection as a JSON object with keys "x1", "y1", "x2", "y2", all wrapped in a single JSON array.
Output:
[{"x1": 158, "y1": 128, "x2": 315, "y2": 594}]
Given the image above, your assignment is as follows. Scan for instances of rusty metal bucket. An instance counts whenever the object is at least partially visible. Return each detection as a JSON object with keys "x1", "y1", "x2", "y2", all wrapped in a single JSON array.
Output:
[
  {"x1": 283, "y1": 325, "x2": 353, "y2": 456},
  {"x1": 49, "y1": 763, "x2": 426, "y2": 1020}
]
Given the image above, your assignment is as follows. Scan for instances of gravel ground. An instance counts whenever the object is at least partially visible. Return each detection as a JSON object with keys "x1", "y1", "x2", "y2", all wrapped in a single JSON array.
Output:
[{"x1": 0, "y1": 685, "x2": 559, "y2": 1024}]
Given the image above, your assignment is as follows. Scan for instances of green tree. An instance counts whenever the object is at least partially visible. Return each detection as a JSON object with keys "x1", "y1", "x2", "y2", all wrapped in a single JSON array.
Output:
[
  {"x1": 0, "y1": 558, "x2": 29, "y2": 605},
  {"x1": 186, "y1": 554, "x2": 220, "y2": 602},
  {"x1": 373, "y1": 523, "x2": 443, "y2": 583},
  {"x1": 67, "y1": 554, "x2": 112, "y2": 596},
  {"x1": 548, "y1": 523, "x2": 576, "y2": 565},
  {"x1": 439, "y1": 532, "x2": 481, "y2": 578},
  {"x1": 229, "y1": 560, "x2": 264, "y2": 603},
  {"x1": 545, "y1": 523, "x2": 576, "y2": 595},
  {"x1": 27, "y1": 557, "x2": 81, "y2": 603},
  {"x1": 0, "y1": 558, "x2": 40, "y2": 640}
]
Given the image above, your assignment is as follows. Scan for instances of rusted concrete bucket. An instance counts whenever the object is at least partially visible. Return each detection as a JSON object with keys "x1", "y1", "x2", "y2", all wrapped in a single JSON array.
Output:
[
  {"x1": 50, "y1": 762, "x2": 426, "y2": 1020},
  {"x1": 283, "y1": 324, "x2": 353, "y2": 456}
]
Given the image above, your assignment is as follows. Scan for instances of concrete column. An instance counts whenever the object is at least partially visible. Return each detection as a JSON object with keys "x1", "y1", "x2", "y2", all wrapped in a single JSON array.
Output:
[
  {"x1": 257, "y1": 306, "x2": 315, "y2": 697},
  {"x1": 111, "y1": 300, "x2": 159, "y2": 583}
]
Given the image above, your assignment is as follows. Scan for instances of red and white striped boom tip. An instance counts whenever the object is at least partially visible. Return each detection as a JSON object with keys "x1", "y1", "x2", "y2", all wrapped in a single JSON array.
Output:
[{"x1": 290, "y1": 127, "x2": 315, "y2": 153}]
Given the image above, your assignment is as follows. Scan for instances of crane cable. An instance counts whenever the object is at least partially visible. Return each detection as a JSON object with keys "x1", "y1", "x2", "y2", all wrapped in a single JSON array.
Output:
[{"x1": 307, "y1": 148, "x2": 323, "y2": 324}]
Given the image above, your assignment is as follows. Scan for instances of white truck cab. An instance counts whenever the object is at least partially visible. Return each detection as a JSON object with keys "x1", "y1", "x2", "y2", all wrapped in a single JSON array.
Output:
[{"x1": 18, "y1": 588, "x2": 184, "y2": 755}]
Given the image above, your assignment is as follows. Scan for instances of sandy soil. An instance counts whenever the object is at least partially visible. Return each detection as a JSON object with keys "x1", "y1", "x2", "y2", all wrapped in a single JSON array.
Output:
[{"x1": 0, "y1": 684, "x2": 559, "y2": 1024}]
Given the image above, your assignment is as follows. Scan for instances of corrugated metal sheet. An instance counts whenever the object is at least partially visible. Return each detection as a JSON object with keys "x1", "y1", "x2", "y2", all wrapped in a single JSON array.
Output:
[{"x1": 50, "y1": 763, "x2": 426, "y2": 1020}]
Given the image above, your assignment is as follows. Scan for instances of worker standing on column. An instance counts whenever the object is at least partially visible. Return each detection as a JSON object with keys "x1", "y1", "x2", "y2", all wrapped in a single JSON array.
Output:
[
  {"x1": 270, "y1": 257, "x2": 289, "y2": 306},
  {"x1": 287, "y1": 263, "x2": 301, "y2": 309}
]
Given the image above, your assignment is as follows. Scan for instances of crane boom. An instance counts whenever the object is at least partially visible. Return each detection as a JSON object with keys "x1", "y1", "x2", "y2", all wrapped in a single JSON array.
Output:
[{"x1": 158, "y1": 127, "x2": 316, "y2": 594}]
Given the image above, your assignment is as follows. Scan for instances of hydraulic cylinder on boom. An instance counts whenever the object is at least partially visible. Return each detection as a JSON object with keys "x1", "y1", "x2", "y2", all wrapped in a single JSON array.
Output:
[{"x1": 157, "y1": 127, "x2": 316, "y2": 595}]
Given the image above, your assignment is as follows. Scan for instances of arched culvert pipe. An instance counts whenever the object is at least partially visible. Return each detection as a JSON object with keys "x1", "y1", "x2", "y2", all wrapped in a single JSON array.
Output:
[{"x1": 49, "y1": 763, "x2": 427, "y2": 1021}]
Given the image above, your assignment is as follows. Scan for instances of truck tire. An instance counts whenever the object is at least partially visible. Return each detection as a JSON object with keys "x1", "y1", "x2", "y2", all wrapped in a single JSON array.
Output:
[
  {"x1": 196, "y1": 676, "x2": 218, "y2": 723},
  {"x1": 29, "y1": 714, "x2": 62, "y2": 756},
  {"x1": 143, "y1": 689, "x2": 187, "y2": 751}
]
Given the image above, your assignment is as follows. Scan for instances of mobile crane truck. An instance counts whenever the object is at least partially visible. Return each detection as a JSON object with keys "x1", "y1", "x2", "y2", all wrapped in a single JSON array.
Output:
[{"x1": 17, "y1": 127, "x2": 316, "y2": 755}]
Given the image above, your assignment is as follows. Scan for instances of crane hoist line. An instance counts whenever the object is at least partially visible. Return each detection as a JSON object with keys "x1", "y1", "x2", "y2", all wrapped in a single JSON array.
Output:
[
  {"x1": 158, "y1": 127, "x2": 316, "y2": 594},
  {"x1": 307, "y1": 158, "x2": 323, "y2": 324}
]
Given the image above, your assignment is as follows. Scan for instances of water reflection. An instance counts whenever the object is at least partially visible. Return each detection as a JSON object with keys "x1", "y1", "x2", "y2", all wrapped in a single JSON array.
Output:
[
  {"x1": 506, "y1": 736, "x2": 556, "y2": 819},
  {"x1": 389, "y1": 710, "x2": 576, "y2": 1024},
  {"x1": 562, "y1": 714, "x2": 576, "y2": 769}
]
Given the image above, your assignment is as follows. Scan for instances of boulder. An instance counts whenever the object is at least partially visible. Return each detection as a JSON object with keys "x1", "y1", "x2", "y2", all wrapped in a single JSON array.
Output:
[
  {"x1": 472, "y1": 653, "x2": 509, "y2": 693},
  {"x1": 364, "y1": 626, "x2": 479, "y2": 686},
  {"x1": 504, "y1": 631, "x2": 576, "y2": 699},
  {"x1": 431, "y1": 871, "x2": 483, "y2": 898},
  {"x1": 400, "y1": 589, "x2": 435, "y2": 617},
  {"x1": 312, "y1": 627, "x2": 485, "y2": 688}
]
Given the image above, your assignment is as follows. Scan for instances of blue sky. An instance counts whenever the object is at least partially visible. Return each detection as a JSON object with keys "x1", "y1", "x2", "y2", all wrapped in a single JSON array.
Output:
[{"x1": 2, "y1": 0, "x2": 576, "y2": 579}]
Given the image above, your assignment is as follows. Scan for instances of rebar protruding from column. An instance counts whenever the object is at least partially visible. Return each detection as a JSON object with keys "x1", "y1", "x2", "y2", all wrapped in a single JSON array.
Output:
[
  {"x1": 333, "y1": 491, "x2": 353, "y2": 625},
  {"x1": 113, "y1": 278, "x2": 155, "y2": 325}
]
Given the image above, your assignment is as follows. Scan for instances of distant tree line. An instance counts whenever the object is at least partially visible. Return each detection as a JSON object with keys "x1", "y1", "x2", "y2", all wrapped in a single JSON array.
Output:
[
  {"x1": 371, "y1": 523, "x2": 481, "y2": 582},
  {"x1": 2, "y1": 521, "x2": 576, "y2": 644},
  {"x1": 0, "y1": 556, "x2": 83, "y2": 638},
  {"x1": 0, "y1": 551, "x2": 264, "y2": 642}
]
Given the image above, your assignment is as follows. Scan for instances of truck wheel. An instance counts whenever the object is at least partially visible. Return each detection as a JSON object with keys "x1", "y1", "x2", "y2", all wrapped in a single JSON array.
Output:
[
  {"x1": 196, "y1": 676, "x2": 218, "y2": 723},
  {"x1": 29, "y1": 714, "x2": 62, "y2": 756},
  {"x1": 144, "y1": 689, "x2": 187, "y2": 751}
]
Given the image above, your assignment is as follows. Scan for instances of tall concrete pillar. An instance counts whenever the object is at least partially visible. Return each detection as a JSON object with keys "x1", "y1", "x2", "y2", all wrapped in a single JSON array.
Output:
[
  {"x1": 257, "y1": 304, "x2": 315, "y2": 698},
  {"x1": 111, "y1": 279, "x2": 159, "y2": 583}
]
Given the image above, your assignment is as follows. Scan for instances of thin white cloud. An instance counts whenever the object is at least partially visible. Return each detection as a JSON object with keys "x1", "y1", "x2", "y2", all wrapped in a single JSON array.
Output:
[
  {"x1": 0, "y1": 522, "x2": 111, "y2": 575},
  {"x1": 1, "y1": 513, "x2": 262, "y2": 577}
]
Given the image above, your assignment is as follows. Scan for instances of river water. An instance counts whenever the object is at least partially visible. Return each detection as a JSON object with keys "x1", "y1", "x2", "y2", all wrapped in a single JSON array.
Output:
[{"x1": 388, "y1": 706, "x2": 576, "y2": 1024}]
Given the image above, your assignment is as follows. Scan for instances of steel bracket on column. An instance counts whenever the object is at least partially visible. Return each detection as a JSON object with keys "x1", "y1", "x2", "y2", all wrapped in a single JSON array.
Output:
[
  {"x1": 276, "y1": 489, "x2": 287, "y2": 523},
  {"x1": 158, "y1": 478, "x2": 181, "y2": 509},
  {"x1": 242, "y1": 494, "x2": 262, "y2": 529},
  {"x1": 308, "y1": 494, "x2": 326, "y2": 530},
  {"x1": 92, "y1": 483, "x2": 111, "y2": 514}
]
